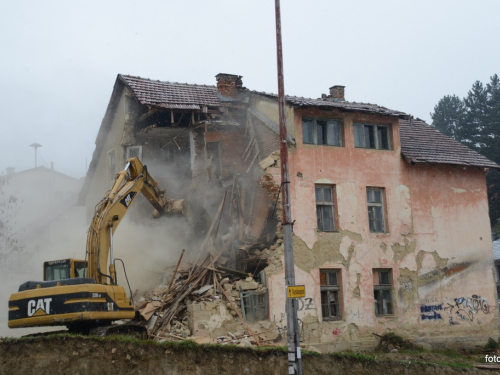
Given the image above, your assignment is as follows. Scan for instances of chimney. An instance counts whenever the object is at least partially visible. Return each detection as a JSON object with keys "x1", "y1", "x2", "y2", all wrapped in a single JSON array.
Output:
[
  {"x1": 329, "y1": 85, "x2": 345, "y2": 101},
  {"x1": 216, "y1": 73, "x2": 243, "y2": 98},
  {"x1": 6, "y1": 167, "x2": 15, "y2": 175}
]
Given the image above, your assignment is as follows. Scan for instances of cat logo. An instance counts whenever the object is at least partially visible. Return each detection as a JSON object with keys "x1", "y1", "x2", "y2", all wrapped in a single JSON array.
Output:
[
  {"x1": 27, "y1": 298, "x2": 52, "y2": 317},
  {"x1": 120, "y1": 192, "x2": 137, "y2": 208}
]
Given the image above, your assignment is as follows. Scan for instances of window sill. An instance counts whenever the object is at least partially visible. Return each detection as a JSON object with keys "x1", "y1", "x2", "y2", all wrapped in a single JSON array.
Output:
[
  {"x1": 354, "y1": 147, "x2": 392, "y2": 151},
  {"x1": 322, "y1": 317, "x2": 343, "y2": 322},
  {"x1": 375, "y1": 314, "x2": 396, "y2": 319},
  {"x1": 370, "y1": 232, "x2": 390, "y2": 236},
  {"x1": 303, "y1": 143, "x2": 344, "y2": 148}
]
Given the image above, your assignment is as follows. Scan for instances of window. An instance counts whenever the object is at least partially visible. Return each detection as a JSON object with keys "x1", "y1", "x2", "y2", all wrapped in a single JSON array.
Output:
[
  {"x1": 126, "y1": 146, "x2": 143, "y2": 160},
  {"x1": 320, "y1": 269, "x2": 341, "y2": 320},
  {"x1": 316, "y1": 185, "x2": 336, "y2": 231},
  {"x1": 302, "y1": 118, "x2": 342, "y2": 146},
  {"x1": 367, "y1": 188, "x2": 386, "y2": 233},
  {"x1": 373, "y1": 269, "x2": 393, "y2": 316},
  {"x1": 354, "y1": 123, "x2": 390, "y2": 150},
  {"x1": 107, "y1": 150, "x2": 115, "y2": 182}
]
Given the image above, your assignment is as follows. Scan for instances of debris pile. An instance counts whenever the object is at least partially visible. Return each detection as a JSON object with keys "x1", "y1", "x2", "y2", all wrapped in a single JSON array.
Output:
[
  {"x1": 131, "y1": 158, "x2": 286, "y2": 346},
  {"x1": 134, "y1": 250, "x2": 278, "y2": 346}
]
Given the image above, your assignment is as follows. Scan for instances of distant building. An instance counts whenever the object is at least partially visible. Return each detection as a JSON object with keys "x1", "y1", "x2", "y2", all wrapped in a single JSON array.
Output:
[{"x1": 0, "y1": 165, "x2": 85, "y2": 337}]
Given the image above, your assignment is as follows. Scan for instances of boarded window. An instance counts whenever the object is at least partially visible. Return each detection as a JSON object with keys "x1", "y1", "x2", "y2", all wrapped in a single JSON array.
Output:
[
  {"x1": 353, "y1": 123, "x2": 391, "y2": 150},
  {"x1": 367, "y1": 188, "x2": 386, "y2": 233},
  {"x1": 302, "y1": 118, "x2": 342, "y2": 146},
  {"x1": 320, "y1": 269, "x2": 341, "y2": 320},
  {"x1": 373, "y1": 269, "x2": 392, "y2": 316},
  {"x1": 316, "y1": 185, "x2": 335, "y2": 232}
]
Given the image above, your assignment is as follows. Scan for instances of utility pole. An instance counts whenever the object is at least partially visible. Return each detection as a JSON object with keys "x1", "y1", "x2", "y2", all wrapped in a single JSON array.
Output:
[{"x1": 274, "y1": 1, "x2": 302, "y2": 374}]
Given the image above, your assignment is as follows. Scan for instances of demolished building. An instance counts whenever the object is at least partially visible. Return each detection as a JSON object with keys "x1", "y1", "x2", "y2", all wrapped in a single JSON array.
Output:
[{"x1": 80, "y1": 73, "x2": 500, "y2": 351}]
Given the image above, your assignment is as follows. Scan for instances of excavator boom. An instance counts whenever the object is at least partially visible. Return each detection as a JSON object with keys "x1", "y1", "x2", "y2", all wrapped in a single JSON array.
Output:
[{"x1": 8, "y1": 157, "x2": 190, "y2": 332}]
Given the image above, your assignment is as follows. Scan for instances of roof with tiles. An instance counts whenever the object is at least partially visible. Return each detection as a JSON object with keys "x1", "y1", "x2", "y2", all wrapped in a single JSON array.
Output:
[
  {"x1": 119, "y1": 74, "x2": 221, "y2": 110},
  {"x1": 118, "y1": 74, "x2": 497, "y2": 169},
  {"x1": 399, "y1": 118, "x2": 499, "y2": 169},
  {"x1": 249, "y1": 90, "x2": 407, "y2": 117}
]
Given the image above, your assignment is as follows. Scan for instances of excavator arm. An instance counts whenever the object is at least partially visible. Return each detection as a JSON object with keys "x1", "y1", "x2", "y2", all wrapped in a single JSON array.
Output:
[{"x1": 86, "y1": 157, "x2": 190, "y2": 284}]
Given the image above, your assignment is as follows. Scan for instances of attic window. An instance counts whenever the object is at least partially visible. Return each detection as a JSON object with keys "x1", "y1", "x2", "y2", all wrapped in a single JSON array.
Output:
[
  {"x1": 302, "y1": 118, "x2": 342, "y2": 146},
  {"x1": 354, "y1": 123, "x2": 390, "y2": 150}
]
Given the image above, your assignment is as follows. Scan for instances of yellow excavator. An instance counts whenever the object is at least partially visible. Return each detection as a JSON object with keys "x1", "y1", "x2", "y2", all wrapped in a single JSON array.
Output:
[{"x1": 8, "y1": 157, "x2": 190, "y2": 336}]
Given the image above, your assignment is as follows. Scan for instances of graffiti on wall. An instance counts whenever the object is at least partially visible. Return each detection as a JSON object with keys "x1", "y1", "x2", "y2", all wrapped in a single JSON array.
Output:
[
  {"x1": 420, "y1": 304, "x2": 443, "y2": 320},
  {"x1": 420, "y1": 295, "x2": 491, "y2": 325},
  {"x1": 444, "y1": 295, "x2": 490, "y2": 325},
  {"x1": 332, "y1": 328, "x2": 342, "y2": 336},
  {"x1": 296, "y1": 298, "x2": 314, "y2": 312}
]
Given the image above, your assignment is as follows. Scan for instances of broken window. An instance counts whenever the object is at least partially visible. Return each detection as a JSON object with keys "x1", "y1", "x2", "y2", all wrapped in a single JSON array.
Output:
[
  {"x1": 126, "y1": 146, "x2": 143, "y2": 160},
  {"x1": 373, "y1": 269, "x2": 393, "y2": 316},
  {"x1": 367, "y1": 188, "x2": 386, "y2": 233},
  {"x1": 316, "y1": 185, "x2": 336, "y2": 232},
  {"x1": 353, "y1": 123, "x2": 390, "y2": 150},
  {"x1": 302, "y1": 118, "x2": 342, "y2": 146},
  {"x1": 320, "y1": 269, "x2": 341, "y2": 320},
  {"x1": 107, "y1": 149, "x2": 115, "y2": 182}
]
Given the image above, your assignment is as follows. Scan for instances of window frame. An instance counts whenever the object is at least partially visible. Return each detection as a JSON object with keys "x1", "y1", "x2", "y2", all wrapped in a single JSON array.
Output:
[
  {"x1": 320, "y1": 269, "x2": 342, "y2": 321},
  {"x1": 366, "y1": 187, "x2": 387, "y2": 233},
  {"x1": 373, "y1": 269, "x2": 393, "y2": 316},
  {"x1": 315, "y1": 184, "x2": 337, "y2": 232},
  {"x1": 302, "y1": 117, "x2": 343, "y2": 147},
  {"x1": 126, "y1": 146, "x2": 143, "y2": 160},
  {"x1": 353, "y1": 122, "x2": 391, "y2": 150}
]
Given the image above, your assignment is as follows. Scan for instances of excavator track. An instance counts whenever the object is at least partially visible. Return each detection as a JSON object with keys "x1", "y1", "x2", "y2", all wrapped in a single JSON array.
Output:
[{"x1": 89, "y1": 324, "x2": 147, "y2": 339}]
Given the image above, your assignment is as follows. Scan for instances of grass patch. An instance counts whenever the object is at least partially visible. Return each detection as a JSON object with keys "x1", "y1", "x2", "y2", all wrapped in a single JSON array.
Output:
[
  {"x1": 431, "y1": 361, "x2": 473, "y2": 369},
  {"x1": 329, "y1": 351, "x2": 376, "y2": 364}
]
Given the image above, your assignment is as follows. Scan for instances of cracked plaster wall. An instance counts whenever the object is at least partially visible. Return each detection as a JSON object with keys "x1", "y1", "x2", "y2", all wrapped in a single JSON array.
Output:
[{"x1": 264, "y1": 107, "x2": 499, "y2": 351}]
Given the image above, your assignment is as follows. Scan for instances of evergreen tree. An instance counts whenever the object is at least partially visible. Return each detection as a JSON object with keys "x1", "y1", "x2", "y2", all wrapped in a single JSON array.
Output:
[
  {"x1": 430, "y1": 95, "x2": 465, "y2": 139},
  {"x1": 430, "y1": 74, "x2": 500, "y2": 226}
]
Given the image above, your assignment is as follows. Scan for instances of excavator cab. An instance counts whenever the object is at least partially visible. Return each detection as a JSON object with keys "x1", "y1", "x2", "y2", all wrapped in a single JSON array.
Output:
[{"x1": 43, "y1": 259, "x2": 88, "y2": 281}]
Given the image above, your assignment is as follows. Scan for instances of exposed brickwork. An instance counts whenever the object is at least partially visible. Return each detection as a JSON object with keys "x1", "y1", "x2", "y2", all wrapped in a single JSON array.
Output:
[
  {"x1": 260, "y1": 172, "x2": 282, "y2": 223},
  {"x1": 215, "y1": 73, "x2": 243, "y2": 99},
  {"x1": 329, "y1": 85, "x2": 345, "y2": 101}
]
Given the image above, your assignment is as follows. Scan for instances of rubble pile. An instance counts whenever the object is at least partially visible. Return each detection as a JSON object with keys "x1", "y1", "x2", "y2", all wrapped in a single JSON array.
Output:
[
  {"x1": 135, "y1": 252, "x2": 276, "y2": 346},
  {"x1": 133, "y1": 164, "x2": 286, "y2": 346}
]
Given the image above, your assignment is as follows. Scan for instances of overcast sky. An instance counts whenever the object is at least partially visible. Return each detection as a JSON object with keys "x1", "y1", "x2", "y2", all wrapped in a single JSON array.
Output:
[{"x1": 1, "y1": 0, "x2": 499, "y2": 179}]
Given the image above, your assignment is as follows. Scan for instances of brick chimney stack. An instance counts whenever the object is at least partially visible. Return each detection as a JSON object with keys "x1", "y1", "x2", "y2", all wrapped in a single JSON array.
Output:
[
  {"x1": 329, "y1": 85, "x2": 345, "y2": 101},
  {"x1": 216, "y1": 73, "x2": 243, "y2": 98}
]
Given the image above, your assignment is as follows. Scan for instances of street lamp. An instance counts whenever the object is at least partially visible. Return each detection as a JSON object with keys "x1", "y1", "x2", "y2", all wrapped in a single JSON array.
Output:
[{"x1": 29, "y1": 143, "x2": 42, "y2": 168}]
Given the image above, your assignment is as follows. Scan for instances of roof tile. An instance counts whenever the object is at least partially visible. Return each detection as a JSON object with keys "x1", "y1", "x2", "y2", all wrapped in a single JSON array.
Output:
[
  {"x1": 120, "y1": 74, "x2": 221, "y2": 109},
  {"x1": 249, "y1": 90, "x2": 406, "y2": 117},
  {"x1": 400, "y1": 118, "x2": 498, "y2": 169}
]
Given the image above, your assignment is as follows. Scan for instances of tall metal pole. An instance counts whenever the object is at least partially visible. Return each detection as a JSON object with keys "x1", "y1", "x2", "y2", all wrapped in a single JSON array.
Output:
[
  {"x1": 274, "y1": 1, "x2": 302, "y2": 374},
  {"x1": 29, "y1": 143, "x2": 42, "y2": 168}
]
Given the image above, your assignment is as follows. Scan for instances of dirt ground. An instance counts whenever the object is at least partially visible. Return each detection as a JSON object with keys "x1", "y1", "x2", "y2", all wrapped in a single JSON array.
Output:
[{"x1": 0, "y1": 335, "x2": 498, "y2": 375}]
